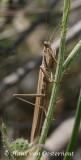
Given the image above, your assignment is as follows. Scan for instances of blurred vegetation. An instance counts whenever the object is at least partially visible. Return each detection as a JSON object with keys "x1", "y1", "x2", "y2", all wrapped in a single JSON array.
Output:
[{"x1": 0, "y1": 0, "x2": 81, "y2": 160}]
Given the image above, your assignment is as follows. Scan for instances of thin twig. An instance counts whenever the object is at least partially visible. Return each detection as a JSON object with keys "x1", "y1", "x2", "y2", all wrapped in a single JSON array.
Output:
[
  {"x1": 63, "y1": 89, "x2": 81, "y2": 160},
  {"x1": 35, "y1": 0, "x2": 70, "y2": 159},
  {"x1": 63, "y1": 40, "x2": 81, "y2": 71}
]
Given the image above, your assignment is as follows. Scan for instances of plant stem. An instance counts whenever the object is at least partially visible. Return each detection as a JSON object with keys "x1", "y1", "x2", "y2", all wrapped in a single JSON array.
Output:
[
  {"x1": 35, "y1": 0, "x2": 70, "y2": 160},
  {"x1": 63, "y1": 89, "x2": 81, "y2": 160},
  {"x1": 1, "y1": 122, "x2": 16, "y2": 160},
  {"x1": 63, "y1": 40, "x2": 81, "y2": 71}
]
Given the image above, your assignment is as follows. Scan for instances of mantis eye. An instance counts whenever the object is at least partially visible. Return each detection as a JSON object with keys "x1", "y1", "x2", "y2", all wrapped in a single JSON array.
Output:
[{"x1": 44, "y1": 41, "x2": 50, "y2": 48}]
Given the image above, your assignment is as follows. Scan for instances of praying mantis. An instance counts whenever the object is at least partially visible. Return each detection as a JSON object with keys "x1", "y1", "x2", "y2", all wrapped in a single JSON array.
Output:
[{"x1": 13, "y1": 41, "x2": 57, "y2": 142}]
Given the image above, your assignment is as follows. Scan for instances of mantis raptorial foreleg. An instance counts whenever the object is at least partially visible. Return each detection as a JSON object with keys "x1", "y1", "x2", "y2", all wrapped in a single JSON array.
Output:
[
  {"x1": 52, "y1": 48, "x2": 57, "y2": 63},
  {"x1": 40, "y1": 65, "x2": 57, "y2": 83}
]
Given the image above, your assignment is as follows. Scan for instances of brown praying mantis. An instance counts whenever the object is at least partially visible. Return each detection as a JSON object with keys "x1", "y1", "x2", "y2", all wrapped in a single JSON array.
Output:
[{"x1": 13, "y1": 41, "x2": 57, "y2": 142}]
